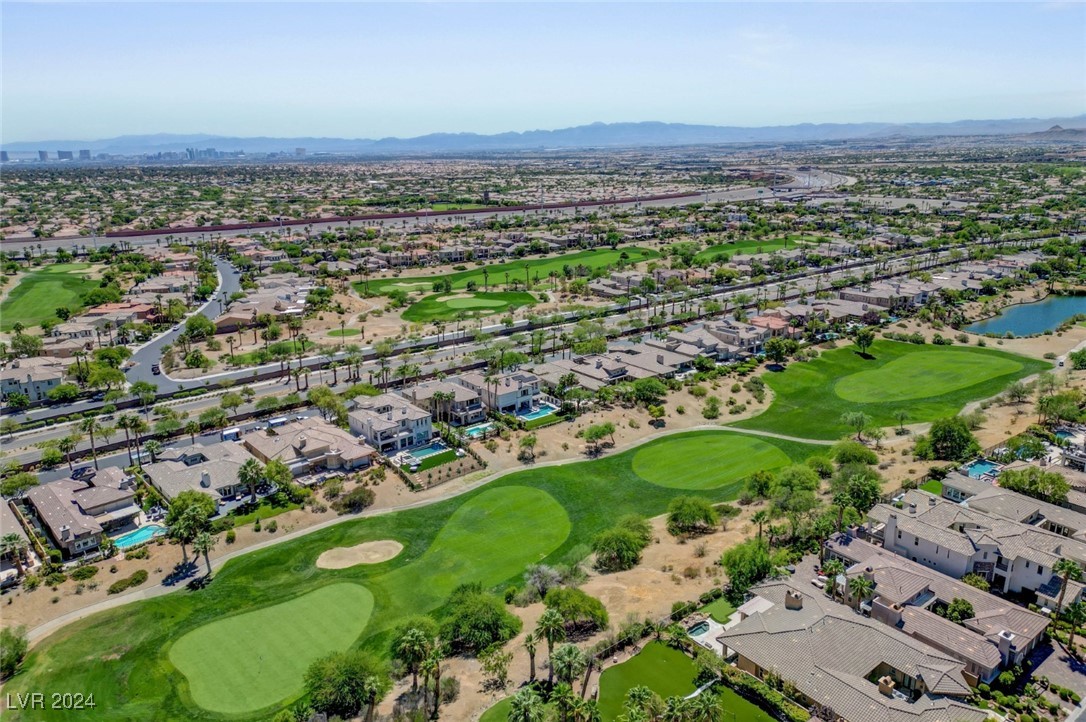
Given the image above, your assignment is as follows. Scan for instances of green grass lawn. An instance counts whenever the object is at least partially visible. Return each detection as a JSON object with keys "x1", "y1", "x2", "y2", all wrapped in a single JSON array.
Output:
[
  {"x1": 402, "y1": 448, "x2": 459, "y2": 473},
  {"x1": 231, "y1": 339, "x2": 315, "y2": 367},
  {"x1": 0, "y1": 263, "x2": 97, "y2": 331},
  {"x1": 700, "y1": 597, "x2": 737, "y2": 623},
  {"x1": 327, "y1": 328, "x2": 360, "y2": 337},
  {"x1": 732, "y1": 340, "x2": 1049, "y2": 440},
  {"x1": 358, "y1": 247, "x2": 659, "y2": 297},
  {"x1": 428, "y1": 202, "x2": 487, "y2": 211},
  {"x1": 168, "y1": 584, "x2": 374, "y2": 715},
  {"x1": 597, "y1": 642, "x2": 698, "y2": 720},
  {"x1": 479, "y1": 696, "x2": 513, "y2": 722},
  {"x1": 631, "y1": 434, "x2": 794, "y2": 489},
  {"x1": 7, "y1": 431, "x2": 818, "y2": 721},
  {"x1": 919, "y1": 479, "x2": 944, "y2": 495},
  {"x1": 401, "y1": 291, "x2": 536, "y2": 323}
]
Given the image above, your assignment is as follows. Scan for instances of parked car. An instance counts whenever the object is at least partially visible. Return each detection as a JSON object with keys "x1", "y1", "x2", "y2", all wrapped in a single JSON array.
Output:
[{"x1": 151, "y1": 364, "x2": 161, "y2": 375}]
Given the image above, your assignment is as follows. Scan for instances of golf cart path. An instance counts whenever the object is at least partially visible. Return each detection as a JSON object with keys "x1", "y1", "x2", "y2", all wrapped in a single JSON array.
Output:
[{"x1": 26, "y1": 424, "x2": 829, "y2": 644}]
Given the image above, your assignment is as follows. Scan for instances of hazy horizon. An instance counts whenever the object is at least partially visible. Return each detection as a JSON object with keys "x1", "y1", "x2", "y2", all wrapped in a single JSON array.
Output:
[{"x1": 2, "y1": 1, "x2": 1084, "y2": 143}]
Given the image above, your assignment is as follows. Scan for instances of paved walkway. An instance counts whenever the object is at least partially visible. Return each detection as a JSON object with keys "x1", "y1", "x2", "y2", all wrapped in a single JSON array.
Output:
[{"x1": 26, "y1": 424, "x2": 828, "y2": 643}]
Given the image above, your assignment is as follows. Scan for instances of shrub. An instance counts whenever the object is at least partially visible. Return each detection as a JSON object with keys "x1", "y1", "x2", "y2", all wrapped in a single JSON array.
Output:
[
  {"x1": 439, "y1": 583, "x2": 521, "y2": 654},
  {"x1": 44, "y1": 572, "x2": 67, "y2": 587},
  {"x1": 332, "y1": 486, "x2": 376, "y2": 515},
  {"x1": 107, "y1": 569, "x2": 149, "y2": 595},
  {"x1": 70, "y1": 566, "x2": 98, "y2": 581},
  {"x1": 0, "y1": 626, "x2": 28, "y2": 680},
  {"x1": 831, "y1": 439, "x2": 878, "y2": 465},
  {"x1": 225, "y1": 530, "x2": 237, "y2": 544},
  {"x1": 125, "y1": 546, "x2": 150, "y2": 560},
  {"x1": 440, "y1": 676, "x2": 460, "y2": 703},
  {"x1": 544, "y1": 587, "x2": 609, "y2": 632},
  {"x1": 266, "y1": 520, "x2": 278, "y2": 533}
]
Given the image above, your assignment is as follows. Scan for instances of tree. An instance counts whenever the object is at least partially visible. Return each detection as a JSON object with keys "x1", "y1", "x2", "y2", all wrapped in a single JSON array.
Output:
[
  {"x1": 764, "y1": 336, "x2": 799, "y2": 365},
  {"x1": 717, "y1": 503, "x2": 741, "y2": 531},
  {"x1": 264, "y1": 459, "x2": 294, "y2": 495},
  {"x1": 1, "y1": 472, "x2": 38, "y2": 499},
  {"x1": 854, "y1": 327, "x2": 876, "y2": 356},
  {"x1": 751, "y1": 510, "x2": 770, "y2": 542},
  {"x1": 839, "y1": 411, "x2": 873, "y2": 442},
  {"x1": 666, "y1": 496, "x2": 718, "y2": 537},
  {"x1": 165, "y1": 490, "x2": 216, "y2": 562},
  {"x1": 544, "y1": 587, "x2": 609, "y2": 633},
  {"x1": 831, "y1": 439, "x2": 878, "y2": 465},
  {"x1": 847, "y1": 576, "x2": 874, "y2": 610},
  {"x1": 392, "y1": 626, "x2": 431, "y2": 691},
  {"x1": 631, "y1": 377, "x2": 667, "y2": 406},
  {"x1": 4, "y1": 392, "x2": 30, "y2": 411},
  {"x1": 130, "y1": 380, "x2": 158, "y2": 414},
  {"x1": 1054, "y1": 558, "x2": 1083, "y2": 613},
  {"x1": 508, "y1": 686, "x2": 546, "y2": 722},
  {"x1": 821, "y1": 558, "x2": 846, "y2": 602},
  {"x1": 0, "y1": 626, "x2": 28, "y2": 681},
  {"x1": 998, "y1": 466, "x2": 1071, "y2": 504},
  {"x1": 721, "y1": 539, "x2": 772, "y2": 595},
  {"x1": 0, "y1": 533, "x2": 28, "y2": 578},
  {"x1": 943, "y1": 597, "x2": 976, "y2": 624},
  {"x1": 47, "y1": 383, "x2": 81, "y2": 403},
  {"x1": 1063, "y1": 600, "x2": 1086, "y2": 654},
  {"x1": 961, "y1": 573, "x2": 991, "y2": 592},
  {"x1": 192, "y1": 530, "x2": 216, "y2": 576},
  {"x1": 219, "y1": 391, "x2": 244, "y2": 415},
  {"x1": 80, "y1": 417, "x2": 103, "y2": 470},
  {"x1": 479, "y1": 644, "x2": 513, "y2": 689},
  {"x1": 143, "y1": 439, "x2": 162, "y2": 464},
  {"x1": 184, "y1": 420, "x2": 200, "y2": 444},
  {"x1": 304, "y1": 650, "x2": 390, "y2": 720},
  {"x1": 893, "y1": 409, "x2": 910, "y2": 434},
  {"x1": 524, "y1": 564, "x2": 563, "y2": 599},
  {"x1": 518, "y1": 433, "x2": 538, "y2": 463},
  {"x1": 551, "y1": 643, "x2": 588, "y2": 687},
  {"x1": 237, "y1": 457, "x2": 264, "y2": 505},
  {"x1": 536, "y1": 607, "x2": 566, "y2": 685},
  {"x1": 745, "y1": 469, "x2": 775, "y2": 499},
  {"x1": 592, "y1": 527, "x2": 645, "y2": 572},
  {"x1": 440, "y1": 583, "x2": 522, "y2": 654},
  {"x1": 56, "y1": 434, "x2": 81, "y2": 471},
  {"x1": 924, "y1": 416, "x2": 980, "y2": 461}
]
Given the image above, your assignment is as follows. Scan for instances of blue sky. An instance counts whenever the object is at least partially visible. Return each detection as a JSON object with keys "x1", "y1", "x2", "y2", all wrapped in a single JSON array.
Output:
[{"x1": 2, "y1": 2, "x2": 1084, "y2": 141}]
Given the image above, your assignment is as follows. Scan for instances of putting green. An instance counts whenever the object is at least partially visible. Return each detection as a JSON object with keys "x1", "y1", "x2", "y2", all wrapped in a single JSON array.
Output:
[
  {"x1": 445, "y1": 297, "x2": 508, "y2": 309},
  {"x1": 835, "y1": 350, "x2": 1023, "y2": 403},
  {"x1": 631, "y1": 434, "x2": 791, "y2": 489},
  {"x1": 376, "y1": 486, "x2": 570, "y2": 609},
  {"x1": 169, "y1": 583, "x2": 374, "y2": 715}
]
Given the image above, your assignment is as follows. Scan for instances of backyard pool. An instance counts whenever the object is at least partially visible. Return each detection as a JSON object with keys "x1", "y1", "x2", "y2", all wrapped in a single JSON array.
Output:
[
  {"x1": 518, "y1": 403, "x2": 557, "y2": 422},
  {"x1": 464, "y1": 422, "x2": 493, "y2": 439},
  {"x1": 687, "y1": 621, "x2": 710, "y2": 637},
  {"x1": 964, "y1": 459, "x2": 1001, "y2": 479},
  {"x1": 409, "y1": 440, "x2": 449, "y2": 462},
  {"x1": 114, "y1": 524, "x2": 167, "y2": 549},
  {"x1": 1056, "y1": 429, "x2": 1074, "y2": 441}
]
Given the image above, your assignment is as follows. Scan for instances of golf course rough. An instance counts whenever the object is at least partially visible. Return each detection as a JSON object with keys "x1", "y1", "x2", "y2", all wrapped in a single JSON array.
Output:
[
  {"x1": 631, "y1": 434, "x2": 792, "y2": 489},
  {"x1": 5, "y1": 431, "x2": 819, "y2": 721},
  {"x1": 169, "y1": 583, "x2": 375, "y2": 715},
  {"x1": 733, "y1": 340, "x2": 1049, "y2": 440}
]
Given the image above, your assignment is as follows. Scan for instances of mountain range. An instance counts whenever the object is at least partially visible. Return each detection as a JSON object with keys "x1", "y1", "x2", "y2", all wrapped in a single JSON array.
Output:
[{"x1": 5, "y1": 115, "x2": 1085, "y2": 155}]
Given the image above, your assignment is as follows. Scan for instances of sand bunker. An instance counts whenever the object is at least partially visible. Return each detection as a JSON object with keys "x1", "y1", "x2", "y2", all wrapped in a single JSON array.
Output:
[{"x1": 316, "y1": 540, "x2": 404, "y2": 569}]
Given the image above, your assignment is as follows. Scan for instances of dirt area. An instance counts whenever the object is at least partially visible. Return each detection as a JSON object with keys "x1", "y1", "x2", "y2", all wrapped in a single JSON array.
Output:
[
  {"x1": 380, "y1": 513, "x2": 760, "y2": 721},
  {"x1": 315, "y1": 540, "x2": 403, "y2": 569}
]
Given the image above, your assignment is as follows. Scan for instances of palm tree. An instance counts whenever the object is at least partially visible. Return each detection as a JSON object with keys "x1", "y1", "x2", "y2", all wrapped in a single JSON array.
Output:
[
  {"x1": 509, "y1": 686, "x2": 545, "y2": 722},
  {"x1": 394, "y1": 627, "x2": 430, "y2": 692},
  {"x1": 80, "y1": 417, "x2": 103, "y2": 470},
  {"x1": 552, "y1": 683, "x2": 578, "y2": 722},
  {"x1": 144, "y1": 439, "x2": 162, "y2": 464},
  {"x1": 1064, "y1": 600, "x2": 1086, "y2": 656},
  {"x1": 751, "y1": 510, "x2": 769, "y2": 542},
  {"x1": 192, "y1": 530, "x2": 216, "y2": 576},
  {"x1": 1054, "y1": 558, "x2": 1083, "y2": 613},
  {"x1": 524, "y1": 631, "x2": 538, "y2": 683},
  {"x1": 551, "y1": 643, "x2": 587, "y2": 687},
  {"x1": 56, "y1": 433, "x2": 81, "y2": 471},
  {"x1": 571, "y1": 697, "x2": 601, "y2": 722},
  {"x1": 117, "y1": 414, "x2": 138, "y2": 465},
  {"x1": 848, "y1": 575, "x2": 874, "y2": 610},
  {"x1": 536, "y1": 608, "x2": 567, "y2": 686},
  {"x1": 130, "y1": 418, "x2": 149, "y2": 468},
  {"x1": 0, "y1": 533, "x2": 28, "y2": 577},
  {"x1": 184, "y1": 420, "x2": 200, "y2": 445},
  {"x1": 237, "y1": 458, "x2": 264, "y2": 505},
  {"x1": 822, "y1": 558, "x2": 845, "y2": 602}
]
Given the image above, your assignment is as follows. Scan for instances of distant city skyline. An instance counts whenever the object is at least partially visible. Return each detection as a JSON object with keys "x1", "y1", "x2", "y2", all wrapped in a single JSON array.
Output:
[{"x1": 2, "y1": 2, "x2": 1083, "y2": 143}]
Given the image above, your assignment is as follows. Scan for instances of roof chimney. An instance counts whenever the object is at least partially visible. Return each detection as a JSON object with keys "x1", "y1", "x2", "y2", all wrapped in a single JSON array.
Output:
[
  {"x1": 784, "y1": 590, "x2": 803, "y2": 610},
  {"x1": 908, "y1": 502, "x2": 917, "y2": 515},
  {"x1": 298, "y1": 434, "x2": 307, "y2": 449},
  {"x1": 657, "y1": 354, "x2": 665, "y2": 365},
  {"x1": 200, "y1": 471, "x2": 211, "y2": 488},
  {"x1": 929, "y1": 495, "x2": 937, "y2": 506},
  {"x1": 997, "y1": 630, "x2": 1017, "y2": 663},
  {"x1": 878, "y1": 676, "x2": 896, "y2": 697}
]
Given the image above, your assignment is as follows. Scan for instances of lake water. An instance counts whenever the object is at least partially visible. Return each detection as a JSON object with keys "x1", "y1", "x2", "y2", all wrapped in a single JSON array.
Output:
[{"x1": 965, "y1": 295, "x2": 1086, "y2": 336}]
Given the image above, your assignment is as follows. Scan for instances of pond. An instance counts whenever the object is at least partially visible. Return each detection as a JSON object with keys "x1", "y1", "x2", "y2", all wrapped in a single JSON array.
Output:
[{"x1": 965, "y1": 294, "x2": 1086, "y2": 336}]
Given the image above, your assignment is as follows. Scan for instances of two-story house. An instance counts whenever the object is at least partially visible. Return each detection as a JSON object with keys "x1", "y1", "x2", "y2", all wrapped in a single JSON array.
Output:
[
  {"x1": 399, "y1": 380, "x2": 486, "y2": 427},
  {"x1": 26, "y1": 467, "x2": 140, "y2": 558},
  {"x1": 347, "y1": 394, "x2": 433, "y2": 453},
  {"x1": 457, "y1": 371, "x2": 541, "y2": 415}
]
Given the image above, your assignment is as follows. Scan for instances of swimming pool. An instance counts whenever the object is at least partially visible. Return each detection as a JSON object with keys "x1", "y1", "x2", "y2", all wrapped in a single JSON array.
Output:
[
  {"x1": 1056, "y1": 429, "x2": 1074, "y2": 441},
  {"x1": 409, "y1": 441, "x2": 449, "y2": 462},
  {"x1": 687, "y1": 621, "x2": 710, "y2": 637},
  {"x1": 464, "y1": 422, "x2": 493, "y2": 439},
  {"x1": 114, "y1": 524, "x2": 167, "y2": 549},
  {"x1": 964, "y1": 459, "x2": 1000, "y2": 479},
  {"x1": 518, "y1": 403, "x2": 557, "y2": 422}
]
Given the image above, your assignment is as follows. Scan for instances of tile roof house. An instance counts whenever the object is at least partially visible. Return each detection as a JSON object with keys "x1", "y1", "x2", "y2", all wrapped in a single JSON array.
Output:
[
  {"x1": 143, "y1": 442, "x2": 255, "y2": 503},
  {"x1": 824, "y1": 533, "x2": 1049, "y2": 685},
  {"x1": 243, "y1": 416, "x2": 375, "y2": 475},
  {"x1": 866, "y1": 489, "x2": 1086, "y2": 611},
  {"x1": 717, "y1": 579, "x2": 986, "y2": 722},
  {"x1": 399, "y1": 379, "x2": 486, "y2": 427},
  {"x1": 26, "y1": 469, "x2": 140, "y2": 558},
  {"x1": 457, "y1": 371, "x2": 541, "y2": 415},
  {"x1": 1, "y1": 357, "x2": 68, "y2": 402},
  {"x1": 347, "y1": 393, "x2": 433, "y2": 453}
]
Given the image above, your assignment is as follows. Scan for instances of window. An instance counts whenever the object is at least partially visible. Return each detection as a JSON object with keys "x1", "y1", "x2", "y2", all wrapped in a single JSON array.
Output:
[
  {"x1": 913, "y1": 537, "x2": 919, "y2": 546},
  {"x1": 1038, "y1": 566, "x2": 1044, "y2": 575},
  {"x1": 897, "y1": 530, "x2": 902, "y2": 540}
]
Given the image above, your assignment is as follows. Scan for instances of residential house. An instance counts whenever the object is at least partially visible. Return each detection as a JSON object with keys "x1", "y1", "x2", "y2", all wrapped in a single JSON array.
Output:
[
  {"x1": 399, "y1": 379, "x2": 486, "y2": 427},
  {"x1": 26, "y1": 468, "x2": 140, "y2": 558},
  {"x1": 457, "y1": 371, "x2": 541, "y2": 415},
  {"x1": 144, "y1": 442, "x2": 256, "y2": 503},
  {"x1": 243, "y1": 416, "x2": 375, "y2": 475},
  {"x1": 716, "y1": 579, "x2": 986, "y2": 722},
  {"x1": 347, "y1": 393, "x2": 433, "y2": 453},
  {"x1": 1, "y1": 357, "x2": 68, "y2": 402}
]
